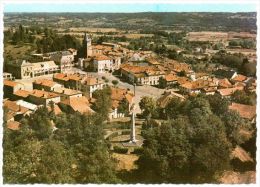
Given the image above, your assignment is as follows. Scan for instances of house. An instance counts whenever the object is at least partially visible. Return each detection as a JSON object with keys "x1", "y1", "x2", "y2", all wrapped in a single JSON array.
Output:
[
  {"x1": 214, "y1": 69, "x2": 237, "y2": 79},
  {"x1": 13, "y1": 90, "x2": 31, "y2": 100},
  {"x1": 28, "y1": 89, "x2": 61, "y2": 105},
  {"x1": 78, "y1": 77, "x2": 104, "y2": 98},
  {"x1": 195, "y1": 72, "x2": 210, "y2": 80},
  {"x1": 6, "y1": 121, "x2": 21, "y2": 131},
  {"x1": 230, "y1": 146, "x2": 254, "y2": 171},
  {"x1": 53, "y1": 73, "x2": 105, "y2": 97},
  {"x1": 128, "y1": 53, "x2": 146, "y2": 62},
  {"x1": 59, "y1": 96, "x2": 94, "y2": 114},
  {"x1": 53, "y1": 73, "x2": 83, "y2": 89},
  {"x1": 218, "y1": 78, "x2": 233, "y2": 89},
  {"x1": 217, "y1": 87, "x2": 244, "y2": 97},
  {"x1": 47, "y1": 103, "x2": 62, "y2": 115},
  {"x1": 180, "y1": 78, "x2": 218, "y2": 94},
  {"x1": 163, "y1": 59, "x2": 193, "y2": 75},
  {"x1": 4, "y1": 80, "x2": 24, "y2": 98},
  {"x1": 16, "y1": 100, "x2": 39, "y2": 112},
  {"x1": 201, "y1": 87, "x2": 218, "y2": 95},
  {"x1": 5, "y1": 60, "x2": 60, "y2": 79},
  {"x1": 93, "y1": 55, "x2": 114, "y2": 73},
  {"x1": 33, "y1": 79, "x2": 63, "y2": 91},
  {"x1": 3, "y1": 99, "x2": 31, "y2": 121},
  {"x1": 229, "y1": 102, "x2": 256, "y2": 122},
  {"x1": 108, "y1": 87, "x2": 134, "y2": 119},
  {"x1": 157, "y1": 91, "x2": 185, "y2": 109},
  {"x1": 47, "y1": 50, "x2": 76, "y2": 72},
  {"x1": 231, "y1": 74, "x2": 248, "y2": 84},
  {"x1": 52, "y1": 87, "x2": 82, "y2": 101},
  {"x1": 120, "y1": 64, "x2": 165, "y2": 85},
  {"x1": 164, "y1": 74, "x2": 178, "y2": 86}
]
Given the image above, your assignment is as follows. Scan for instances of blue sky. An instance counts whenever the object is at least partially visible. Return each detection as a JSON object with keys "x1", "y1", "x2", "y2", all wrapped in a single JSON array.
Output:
[{"x1": 4, "y1": 3, "x2": 257, "y2": 13}]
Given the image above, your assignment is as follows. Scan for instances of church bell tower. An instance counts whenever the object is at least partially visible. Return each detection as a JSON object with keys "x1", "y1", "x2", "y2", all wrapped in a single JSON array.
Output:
[{"x1": 83, "y1": 32, "x2": 92, "y2": 58}]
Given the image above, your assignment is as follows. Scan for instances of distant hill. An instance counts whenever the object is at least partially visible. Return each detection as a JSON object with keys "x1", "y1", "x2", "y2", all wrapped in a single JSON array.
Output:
[{"x1": 4, "y1": 12, "x2": 257, "y2": 32}]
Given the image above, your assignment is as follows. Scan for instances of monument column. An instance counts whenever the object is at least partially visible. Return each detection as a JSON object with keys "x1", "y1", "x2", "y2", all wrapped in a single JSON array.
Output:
[{"x1": 130, "y1": 111, "x2": 137, "y2": 143}]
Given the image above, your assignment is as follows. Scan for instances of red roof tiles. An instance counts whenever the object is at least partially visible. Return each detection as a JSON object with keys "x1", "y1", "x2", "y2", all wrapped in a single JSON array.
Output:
[{"x1": 229, "y1": 103, "x2": 256, "y2": 120}]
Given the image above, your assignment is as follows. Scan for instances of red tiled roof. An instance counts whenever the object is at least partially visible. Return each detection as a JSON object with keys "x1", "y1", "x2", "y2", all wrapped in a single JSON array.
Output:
[
  {"x1": 218, "y1": 78, "x2": 233, "y2": 88},
  {"x1": 121, "y1": 64, "x2": 164, "y2": 76},
  {"x1": 165, "y1": 74, "x2": 178, "y2": 82},
  {"x1": 111, "y1": 87, "x2": 133, "y2": 103},
  {"x1": 3, "y1": 100, "x2": 29, "y2": 114},
  {"x1": 7, "y1": 121, "x2": 21, "y2": 130},
  {"x1": 30, "y1": 89, "x2": 59, "y2": 99},
  {"x1": 84, "y1": 77, "x2": 103, "y2": 86},
  {"x1": 13, "y1": 90, "x2": 31, "y2": 98},
  {"x1": 34, "y1": 79, "x2": 57, "y2": 87},
  {"x1": 232, "y1": 74, "x2": 247, "y2": 82},
  {"x1": 4, "y1": 80, "x2": 18, "y2": 87},
  {"x1": 218, "y1": 87, "x2": 244, "y2": 96},
  {"x1": 229, "y1": 103, "x2": 256, "y2": 120},
  {"x1": 94, "y1": 55, "x2": 111, "y2": 61},
  {"x1": 60, "y1": 96, "x2": 94, "y2": 114},
  {"x1": 157, "y1": 91, "x2": 185, "y2": 108},
  {"x1": 47, "y1": 104, "x2": 62, "y2": 115}
]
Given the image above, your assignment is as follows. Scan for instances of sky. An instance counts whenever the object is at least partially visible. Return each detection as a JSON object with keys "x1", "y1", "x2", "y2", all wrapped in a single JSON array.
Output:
[{"x1": 3, "y1": 3, "x2": 257, "y2": 13}]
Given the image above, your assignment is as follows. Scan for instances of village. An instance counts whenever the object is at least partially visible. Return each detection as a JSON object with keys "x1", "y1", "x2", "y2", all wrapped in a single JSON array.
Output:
[
  {"x1": 2, "y1": 11, "x2": 257, "y2": 184},
  {"x1": 4, "y1": 32, "x2": 256, "y2": 126}
]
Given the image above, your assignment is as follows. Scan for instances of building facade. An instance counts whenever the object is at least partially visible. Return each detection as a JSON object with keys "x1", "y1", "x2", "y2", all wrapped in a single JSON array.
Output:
[{"x1": 6, "y1": 60, "x2": 60, "y2": 79}]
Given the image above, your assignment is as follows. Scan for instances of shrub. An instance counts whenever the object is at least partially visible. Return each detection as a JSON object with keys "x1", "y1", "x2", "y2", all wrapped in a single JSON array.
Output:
[
  {"x1": 113, "y1": 146, "x2": 128, "y2": 154},
  {"x1": 133, "y1": 147, "x2": 144, "y2": 155}
]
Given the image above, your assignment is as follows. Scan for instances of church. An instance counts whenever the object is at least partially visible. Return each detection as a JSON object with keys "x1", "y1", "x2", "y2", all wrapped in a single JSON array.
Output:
[{"x1": 79, "y1": 33, "x2": 122, "y2": 73}]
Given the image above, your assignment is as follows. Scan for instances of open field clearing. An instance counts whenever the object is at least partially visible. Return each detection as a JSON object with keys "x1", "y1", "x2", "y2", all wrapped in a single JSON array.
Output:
[
  {"x1": 112, "y1": 153, "x2": 139, "y2": 171},
  {"x1": 186, "y1": 31, "x2": 256, "y2": 42},
  {"x1": 186, "y1": 31, "x2": 228, "y2": 42},
  {"x1": 4, "y1": 43, "x2": 34, "y2": 60},
  {"x1": 69, "y1": 27, "x2": 120, "y2": 33}
]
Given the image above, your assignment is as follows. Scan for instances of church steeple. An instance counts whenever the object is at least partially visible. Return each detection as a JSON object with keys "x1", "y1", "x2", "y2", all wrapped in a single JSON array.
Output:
[{"x1": 83, "y1": 32, "x2": 92, "y2": 58}]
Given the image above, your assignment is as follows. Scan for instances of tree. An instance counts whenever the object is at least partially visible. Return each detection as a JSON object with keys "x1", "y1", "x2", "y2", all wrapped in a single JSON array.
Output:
[
  {"x1": 221, "y1": 111, "x2": 246, "y2": 146},
  {"x1": 27, "y1": 106, "x2": 53, "y2": 140},
  {"x1": 232, "y1": 90, "x2": 256, "y2": 105},
  {"x1": 137, "y1": 120, "x2": 192, "y2": 183},
  {"x1": 179, "y1": 70, "x2": 186, "y2": 77},
  {"x1": 207, "y1": 94, "x2": 229, "y2": 115},
  {"x1": 165, "y1": 97, "x2": 183, "y2": 119},
  {"x1": 139, "y1": 96, "x2": 157, "y2": 118},
  {"x1": 112, "y1": 80, "x2": 119, "y2": 87},
  {"x1": 158, "y1": 77, "x2": 167, "y2": 89},
  {"x1": 35, "y1": 140, "x2": 76, "y2": 183},
  {"x1": 118, "y1": 98, "x2": 129, "y2": 115},
  {"x1": 92, "y1": 86, "x2": 112, "y2": 120}
]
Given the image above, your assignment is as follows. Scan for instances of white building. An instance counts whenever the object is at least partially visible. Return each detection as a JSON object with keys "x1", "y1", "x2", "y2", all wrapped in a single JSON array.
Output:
[
  {"x1": 93, "y1": 55, "x2": 114, "y2": 73},
  {"x1": 78, "y1": 77, "x2": 104, "y2": 98}
]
